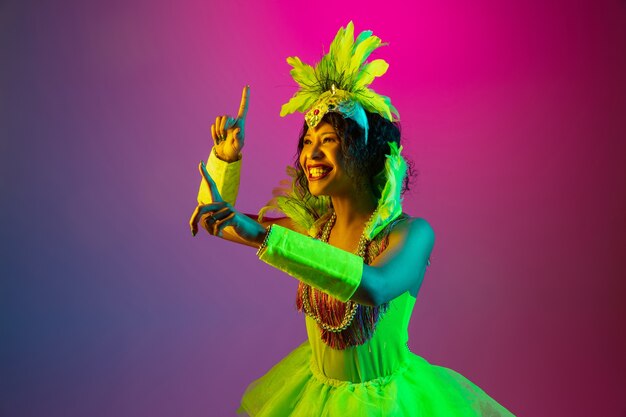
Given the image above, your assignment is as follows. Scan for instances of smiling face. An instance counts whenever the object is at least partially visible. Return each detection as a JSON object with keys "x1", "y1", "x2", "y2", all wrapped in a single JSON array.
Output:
[
  {"x1": 298, "y1": 122, "x2": 353, "y2": 197},
  {"x1": 294, "y1": 111, "x2": 405, "y2": 202}
]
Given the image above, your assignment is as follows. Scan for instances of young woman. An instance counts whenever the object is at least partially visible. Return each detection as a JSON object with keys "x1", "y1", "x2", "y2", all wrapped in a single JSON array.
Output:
[{"x1": 190, "y1": 22, "x2": 515, "y2": 417}]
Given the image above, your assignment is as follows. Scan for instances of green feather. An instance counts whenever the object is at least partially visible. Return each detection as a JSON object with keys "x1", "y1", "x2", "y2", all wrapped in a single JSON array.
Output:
[
  {"x1": 287, "y1": 56, "x2": 317, "y2": 89},
  {"x1": 364, "y1": 142, "x2": 407, "y2": 239},
  {"x1": 354, "y1": 59, "x2": 388, "y2": 90},
  {"x1": 258, "y1": 167, "x2": 330, "y2": 232},
  {"x1": 333, "y1": 22, "x2": 355, "y2": 75},
  {"x1": 349, "y1": 35, "x2": 382, "y2": 74},
  {"x1": 280, "y1": 91, "x2": 318, "y2": 116},
  {"x1": 357, "y1": 88, "x2": 393, "y2": 120},
  {"x1": 355, "y1": 30, "x2": 373, "y2": 46}
]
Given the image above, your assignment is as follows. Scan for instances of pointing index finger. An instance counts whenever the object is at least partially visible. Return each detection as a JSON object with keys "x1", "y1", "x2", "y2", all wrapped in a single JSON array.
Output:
[{"x1": 236, "y1": 85, "x2": 250, "y2": 120}]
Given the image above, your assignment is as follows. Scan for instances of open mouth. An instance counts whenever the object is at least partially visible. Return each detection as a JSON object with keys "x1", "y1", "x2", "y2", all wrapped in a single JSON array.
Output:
[{"x1": 308, "y1": 165, "x2": 332, "y2": 180}]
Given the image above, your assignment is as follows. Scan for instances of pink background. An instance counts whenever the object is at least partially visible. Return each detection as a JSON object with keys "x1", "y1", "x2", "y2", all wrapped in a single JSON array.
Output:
[{"x1": 1, "y1": 1, "x2": 625, "y2": 416}]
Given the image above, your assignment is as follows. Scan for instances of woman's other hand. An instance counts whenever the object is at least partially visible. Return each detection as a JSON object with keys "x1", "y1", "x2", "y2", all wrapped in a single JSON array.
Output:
[
  {"x1": 190, "y1": 161, "x2": 266, "y2": 246},
  {"x1": 211, "y1": 86, "x2": 249, "y2": 162}
]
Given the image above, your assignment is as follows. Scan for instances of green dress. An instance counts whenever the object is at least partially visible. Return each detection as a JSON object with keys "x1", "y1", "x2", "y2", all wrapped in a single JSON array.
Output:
[{"x1": 239, "y1": 290, "x2": 515, "y2": 416}]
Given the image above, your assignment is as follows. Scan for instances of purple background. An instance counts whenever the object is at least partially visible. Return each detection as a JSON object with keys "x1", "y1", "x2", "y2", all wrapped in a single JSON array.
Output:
[{"x1": 2, "y1": 1, "x2": 625, "y2": 416}]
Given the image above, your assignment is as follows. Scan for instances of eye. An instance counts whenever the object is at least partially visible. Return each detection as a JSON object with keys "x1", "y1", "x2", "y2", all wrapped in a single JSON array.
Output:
[
  {"x1": 303, "y1": 138, "x2": 312, "y2": 145},
  {"x1": 322, "y1": 136, "x2": 337, "y2": 143}
]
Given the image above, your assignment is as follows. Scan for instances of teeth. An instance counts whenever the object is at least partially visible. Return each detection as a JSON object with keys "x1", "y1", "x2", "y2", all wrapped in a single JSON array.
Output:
[{"x1": 309, "y1": 167, "x2": 330, "y2": 178}]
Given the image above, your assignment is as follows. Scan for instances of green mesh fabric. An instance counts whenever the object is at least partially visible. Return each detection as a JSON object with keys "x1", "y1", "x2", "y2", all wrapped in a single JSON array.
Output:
[{"x1": 238, "y1": 292, "x2": 515, "y2": 416}]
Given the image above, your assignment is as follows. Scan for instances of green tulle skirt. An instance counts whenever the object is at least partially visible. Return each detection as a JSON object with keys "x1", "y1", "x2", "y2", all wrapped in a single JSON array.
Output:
[{"x1": 238, "y1": 341, "x2": 515, "y2": 417}]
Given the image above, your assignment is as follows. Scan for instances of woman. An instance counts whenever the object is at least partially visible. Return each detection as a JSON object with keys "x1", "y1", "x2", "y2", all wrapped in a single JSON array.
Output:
[{"x1": 190, "y1": 22, "x2": 514, "y2": 417}]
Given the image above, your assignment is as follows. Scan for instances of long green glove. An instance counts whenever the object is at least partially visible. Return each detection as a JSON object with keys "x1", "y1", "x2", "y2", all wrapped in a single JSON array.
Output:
[
  {"x1": 197, "y1": 148, "x2": 241, "y2": 206},
  {"x1": 257, "y1": 225, "x2": 363, "y2": 302}
]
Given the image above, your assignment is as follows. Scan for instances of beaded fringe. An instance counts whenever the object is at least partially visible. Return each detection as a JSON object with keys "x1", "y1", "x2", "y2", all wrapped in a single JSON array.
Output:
[
  {"x1": 297, "y1": 283, "x2": 389, "y2": 349},
  {"x1": 296, "y1": 216, "x2": 407, "y2": 350}
]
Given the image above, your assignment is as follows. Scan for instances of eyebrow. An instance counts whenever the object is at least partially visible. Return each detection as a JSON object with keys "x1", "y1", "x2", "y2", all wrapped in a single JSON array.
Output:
[{"x1": 304, "y1": 131, "x2": 337, "y2": 138}]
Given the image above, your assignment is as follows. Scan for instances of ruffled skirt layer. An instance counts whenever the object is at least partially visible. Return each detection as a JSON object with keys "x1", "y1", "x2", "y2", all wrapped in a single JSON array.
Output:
[{"x1": 238, "y1": 342, "x2": 514, "y2": 416}]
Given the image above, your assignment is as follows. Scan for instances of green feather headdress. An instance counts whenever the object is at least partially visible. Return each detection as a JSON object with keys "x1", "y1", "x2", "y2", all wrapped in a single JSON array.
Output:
[{"x1": 280, "y1": 21, "x2": 399, "y2": 143}]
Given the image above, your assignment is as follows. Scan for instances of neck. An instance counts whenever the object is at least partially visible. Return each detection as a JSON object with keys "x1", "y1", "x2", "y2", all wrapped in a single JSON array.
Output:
[{"x1": 330, "y1": 188, "x2": 378, "y2": 231}]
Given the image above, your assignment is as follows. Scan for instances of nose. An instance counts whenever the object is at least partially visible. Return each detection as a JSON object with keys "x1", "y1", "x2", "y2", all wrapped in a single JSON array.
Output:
[
  {"x1": 308, "y1": 141, "x2": 324, "y2": 160},
  {"x1": 301, "y1": 143, "x2": 323, "y2": 164}
]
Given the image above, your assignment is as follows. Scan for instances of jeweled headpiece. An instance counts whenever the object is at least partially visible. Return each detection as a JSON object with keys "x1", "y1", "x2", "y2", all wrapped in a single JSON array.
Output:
[{"x1": 280, "y1": 21, "x2": 399, "y2": 144}]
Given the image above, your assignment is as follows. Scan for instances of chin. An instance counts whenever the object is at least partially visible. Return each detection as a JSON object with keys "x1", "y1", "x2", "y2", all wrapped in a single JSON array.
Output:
[
  {"x1": 306, "y1": 173, "x2": 338, "y2": 197},
  {"x1": 307, "y1": 181, "x2": 337, "y2": 197},
  {"x1": 307, "y1": 186, "x2": 327, "y2": 197}
]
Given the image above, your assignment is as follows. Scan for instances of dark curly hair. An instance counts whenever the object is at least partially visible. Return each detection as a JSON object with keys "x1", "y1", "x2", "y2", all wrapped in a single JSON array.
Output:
[{"x1": 293, "y1": 111, "x2": 413, "y2": 200}]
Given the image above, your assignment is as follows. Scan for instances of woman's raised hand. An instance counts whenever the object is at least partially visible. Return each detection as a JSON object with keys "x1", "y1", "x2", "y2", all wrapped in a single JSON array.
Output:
[
  {"x1": 211, "y1": 86, "x2": 250, "y2": 162},
  {"x1": 190, "y1": 161, "x2": 266, "y2": 245}
]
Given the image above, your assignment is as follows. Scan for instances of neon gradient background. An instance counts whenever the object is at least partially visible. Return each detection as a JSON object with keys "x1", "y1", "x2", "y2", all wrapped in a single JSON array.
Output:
[{"x1": 1, "y1": 1, "x2": 625, "y2": 416}]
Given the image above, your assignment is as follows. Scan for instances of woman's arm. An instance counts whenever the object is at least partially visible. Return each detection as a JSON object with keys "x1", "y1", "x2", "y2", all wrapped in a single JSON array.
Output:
[
  {"x1": 197, "y1": 148, "x2": 303, "y2": 245},
  {"x1": 190, "y1": 160, "x2": 305, "y2": 247},
  {"x1": 197, "y1": 86, "x2": 248, "y2": 207},
  {"x1": 256, "y1": 216, "x2": 434, "y2": 306},
  {"x1": 193, "y1": 86, "x2": 303, "y2": 245},
  {"x1": 353, "y1": 217, "x2": 434, "y2": 306}
]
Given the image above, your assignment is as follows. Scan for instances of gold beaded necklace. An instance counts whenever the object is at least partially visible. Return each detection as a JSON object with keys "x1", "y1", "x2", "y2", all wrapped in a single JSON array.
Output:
[{"x1": 301, "y1": 210, "x2": 375, "y2": 333}]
